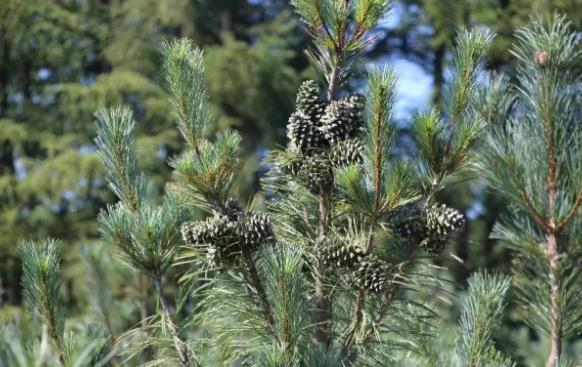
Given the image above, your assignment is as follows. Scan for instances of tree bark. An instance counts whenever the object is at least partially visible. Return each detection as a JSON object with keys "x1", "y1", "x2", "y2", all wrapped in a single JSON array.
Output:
[
  {"x1": 544, "y1": 92, "x2": 560, "y2": 367},
  {"x1": 546, "y1": 229, "x2": 560, "y2": 367}
]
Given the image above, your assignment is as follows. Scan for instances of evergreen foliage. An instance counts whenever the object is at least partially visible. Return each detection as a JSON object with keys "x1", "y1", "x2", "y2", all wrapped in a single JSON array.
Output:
[
  {"x1": 398, "y1": 271, "x2": 513, "y2": 366},
  {"x1": 480, "y1": 14, "x2": 582, "y2": 367},
  {"x1": 5, "y1": 1, "x2": 582, "y2": 366},
  {"x1": 4, "y1": 239, "x2": 113, "y2": 366}
]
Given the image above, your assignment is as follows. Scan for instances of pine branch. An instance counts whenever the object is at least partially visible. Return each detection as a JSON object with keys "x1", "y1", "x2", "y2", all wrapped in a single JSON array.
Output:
[
  {"x1": 483, "y1": 14, "x2": 582, "y2": 367},
  {"x1": 94, "y1": 107, "x2": 144, "y2": 211},
  {"x1": 18, "y1": 239, "x2": 66, "y2": 361},
  {"x1": 557, "y1": 186, "x2": 582, "y2": 230},
  {"x1": 519, "y1": 189, "x2": 551, "y2": 232},
  {"x1": 341, "y1": 67, "x2": 397, "y2": 359},
  {"x1": 241, "y1": 251, "x2": 275, "y2": 328},
  {"x1": 161, "y1": 39, "x2": 211, "y2": 155},
  {"x1": 454, "y1": 271, "x2": 513, "y2": 367},
  {"x1": 153, "y1": 272, "x2": 190, "y2": 367}
]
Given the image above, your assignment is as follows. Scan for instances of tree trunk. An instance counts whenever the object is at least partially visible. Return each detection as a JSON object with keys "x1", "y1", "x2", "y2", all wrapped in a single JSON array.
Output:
[{"x1": 546, "y1": 229, "x2": 560, "y2": 367}]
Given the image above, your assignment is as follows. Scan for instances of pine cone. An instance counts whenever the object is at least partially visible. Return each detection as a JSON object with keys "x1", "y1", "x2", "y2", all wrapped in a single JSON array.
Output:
[
  {"x1": 296, "y1": 80, "x2": 326, "y2": 122},
  {"x1": 321, "y1": 242, "x2": 365, "y2": 268},
  {"x1": 353, "y1": 257, "x2": 392, "y2": 292},
  {"x1": 205, "y1": 244, "x2": 219, "y2": 269},
  {"x1": 211, "y1": 198, "x2": 244, "y2": 220},
  {"x1": 388, "y1": 203, "x2": 427, "y2": 241},
  {"x1": 421, "y1": 234, "x2": 448, "y2": 256},
  {"x1": 236, "y1": 212, "x2": 273, "y2": 247},
  {"x1": 425, "y1": 204, "x2": 466, "y2": 236},
  {"x1": 320, "y1": 94, "x2": 365, "y2": 144},
  {"x1": 329, "y1": 138, "x2": 364, "y2": 167},
  {"x1": 298, "y1": 154, "x2": 333, "y2": 192},
  {"x1": 181, "y1": 215, "x2": 238, "y2": 246},
  {"x1": 287, "y1": 111, "x2": 328, "y2": 153}
]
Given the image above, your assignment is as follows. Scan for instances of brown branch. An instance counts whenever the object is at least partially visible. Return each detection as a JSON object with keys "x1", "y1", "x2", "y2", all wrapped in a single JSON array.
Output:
[
  {"x1": 541, "y1": 76, "x2": 561, "y2": 367},
  {"x1": 519, "y1": 190, "x2": 551, "y2": 232}
]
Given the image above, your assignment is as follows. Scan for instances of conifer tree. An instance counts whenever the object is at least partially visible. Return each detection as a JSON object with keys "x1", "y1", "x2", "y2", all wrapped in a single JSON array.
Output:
[
  {"x1": 95, "y1": 107, "x2": 193, "y2": 366},
  {"x1": 3, "y1": 2, "x2": 540, "y2": 366},
  {"x1": 481, "y1": 14, "x2": 582, "y2": 367},
  {"x1": 170, "y1": 0, "x2": 506, "y2": 365}
]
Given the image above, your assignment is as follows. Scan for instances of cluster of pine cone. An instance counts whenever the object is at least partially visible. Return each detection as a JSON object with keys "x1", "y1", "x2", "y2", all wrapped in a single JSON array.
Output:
[
  {"x1": 389, "y1": 203, "x2": 466, "y2": 255},
  {"x1": 181, "y1": 199, "x2": 273, "y2": 268},
  {"x1": 319, "y1": 238, "x2": 393, "y2": 293},
  {"x1": 282, "y1": 80, "x2": 365, "y2": 192},
  {"x1": 316, "y1": 202, "x2": 465, "y2": 291}
]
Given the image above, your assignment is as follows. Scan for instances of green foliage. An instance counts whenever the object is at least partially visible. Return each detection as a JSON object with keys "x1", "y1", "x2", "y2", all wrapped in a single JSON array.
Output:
[
  {"x1": 99, "y1": 196, "x2": 187, "y2": 275},
  {"x1": 13, "y1": 239, "x2": 114, "y2": 366},
  {"x1": 291, "y1": 0, "x2": 391, "y2": 94},
  {"x1": 171, "y1": 130, "x2": 242, "y2": 206},
  {"x1": 95, "y1": 107, "x2": 146, "y2": 210},
  {"x1": 413, "y1": 28, "x2": 493, "y2": 193},
  {"x1": 402, "y1": 271, "x2": 514, "y2": 367},
  {"x1": 453, "y1": 272, "x2": 513, "y2": 367},
  {"x1": 481, "y1": 14, "x2": 582, "y2": 366},
  {"x1": 162, "y1": 39, "x2": 211, "y2": 150},
  {"x1": 9, "y1": 1, "x2": 582, "y2": 366},
  {"x1": 18, "y1": 239, "x2": 65, "y2": 352}
]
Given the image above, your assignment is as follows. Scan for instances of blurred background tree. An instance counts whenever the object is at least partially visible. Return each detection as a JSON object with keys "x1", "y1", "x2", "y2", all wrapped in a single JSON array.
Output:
[
  {"x1": 1, "y1": 0, "x2": 582, "y2": 366},
  {"x1": 0, "y1": 0, "x2": 305, "y2": 311}
]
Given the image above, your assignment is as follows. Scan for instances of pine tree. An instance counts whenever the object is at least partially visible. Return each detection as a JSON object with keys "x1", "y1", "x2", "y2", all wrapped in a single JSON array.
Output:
[
  {"x1": 2, "y1": 2, "x2": 545, "y2": 366},
  {"x1": 95, "y1": 106, "x2": 193, "y2": 366},
  {"x1": 480, "y1": 14, "x2": 582, "y2": 367},
  {"x1": 171, "y1": 0, "x2": 505, "y2": 365}
]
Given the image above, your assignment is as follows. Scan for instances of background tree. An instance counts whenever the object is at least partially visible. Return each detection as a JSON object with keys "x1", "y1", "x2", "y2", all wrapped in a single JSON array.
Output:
[{"x1": 0, "y1": 0, "x2": 306, "y2": 317}]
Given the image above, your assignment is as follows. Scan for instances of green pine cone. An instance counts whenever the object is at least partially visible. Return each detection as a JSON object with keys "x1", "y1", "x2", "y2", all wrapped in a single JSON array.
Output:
[
  {"x1": 320, "y1": 242, "x2": 365, "y2": 269},
  {"x1": 298, "y1": 154, "x2": 334, "y2": 192},
  {"x1": 181, "y1": 215, "x2": 238, "y2": 247},
  {"x1": 320, "y1": 94, "x2": 365, "y2": 143},
  {"x1": 236, "y1": 212, "x2": 274, "y2": 247},
  {"x1": 287, "y1": 111, "x2": 328, "y2": 153},
  {"x1": 353, "y1": 257, "x2": 392, "y2": 292},
  {"x1": 425, "y1": 204, "x2": 466, "y2": 236},
  {"x1": 329, "y1": 138, "x2": 364, "y2": 167},
  {"x1": 388, "y1": 203, "x2": 427, "y2": 241},
  {"x1": 420, "y1": 234, "x2": 448, "y2": 256},
  {"x1": 296, "y1": 80, "x2": 326, "y2": 122},
  {"x1": 211, "y1": 198, "x2": 244, "y2": 220}
]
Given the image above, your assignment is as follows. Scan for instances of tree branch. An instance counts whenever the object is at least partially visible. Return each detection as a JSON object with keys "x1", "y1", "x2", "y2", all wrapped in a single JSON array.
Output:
[
  {"x1": 153, "y1": 273, "x2": 190, "y2": 367},
  {"x1": 557, "y1": 186, "x2": 582, "y2": 231},
  {"x1": 241, "y1": 251, "x2": 275, "y2": 328},
  {"x1": 519, "y1": 189, "x2": 551, "y2": 232}
]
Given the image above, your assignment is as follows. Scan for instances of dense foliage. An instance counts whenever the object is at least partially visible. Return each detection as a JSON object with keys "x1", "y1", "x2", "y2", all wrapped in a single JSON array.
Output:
[{"x1": 2, "y1": 1, "x2": 582, "y2": 366}]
